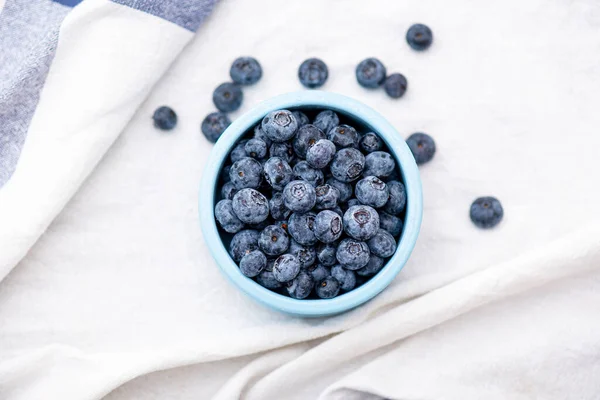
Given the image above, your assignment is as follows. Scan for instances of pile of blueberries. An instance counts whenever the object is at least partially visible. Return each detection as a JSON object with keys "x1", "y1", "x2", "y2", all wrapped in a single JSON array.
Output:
[{"x1": 215, "y1": 108, "x2": 407, "y2": 299}]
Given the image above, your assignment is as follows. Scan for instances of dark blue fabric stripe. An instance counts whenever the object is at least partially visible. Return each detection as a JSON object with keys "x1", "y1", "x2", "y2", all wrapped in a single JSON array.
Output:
[
  {"x1": 52, "y1": 0, "x2": 84, "y2": 7},
  {"x1": 110, "y1": 0, "x2": 217, "y2": 32}
]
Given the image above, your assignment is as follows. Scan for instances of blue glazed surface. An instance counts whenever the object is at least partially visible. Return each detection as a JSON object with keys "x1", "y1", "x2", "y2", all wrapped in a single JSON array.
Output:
[{"x1": 199, "y1": 91, "x2": 423, "y2": 317}]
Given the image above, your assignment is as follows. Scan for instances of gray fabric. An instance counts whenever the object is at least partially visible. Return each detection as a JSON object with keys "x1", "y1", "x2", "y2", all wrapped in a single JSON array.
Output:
[
  {"x1": 111, "y1": 0, "x2": 217, "y2": 32},
  {"x1": 0, "y1": 0, "x2": 70, "y2": 188}
]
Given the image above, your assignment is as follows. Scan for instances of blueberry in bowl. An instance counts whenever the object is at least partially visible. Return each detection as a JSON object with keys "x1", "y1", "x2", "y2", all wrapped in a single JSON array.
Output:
[{"x1": 199, "y1": 91, "x2": 422, "y2": 317}]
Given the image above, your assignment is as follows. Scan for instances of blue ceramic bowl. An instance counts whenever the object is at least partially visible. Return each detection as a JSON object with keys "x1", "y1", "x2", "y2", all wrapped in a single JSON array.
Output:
[{"x1": 199, "y1": 91, "x2": 422, "y2": 317}]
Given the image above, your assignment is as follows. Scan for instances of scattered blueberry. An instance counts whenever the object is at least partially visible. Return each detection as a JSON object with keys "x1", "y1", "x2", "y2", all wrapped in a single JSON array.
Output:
[
  {"x1": 384, "y1": 181, "x2": 407, "y2": 215},
  {"x1": 258, "y1": 225, "x2": 290, "y2": 256},
  {"x1": 293, "y1": 124, "x2": 325, "y2": 158},
  {"x1": 288, "y1": 240, "x2": 317, "y2": 268},
  {"x1": 470, "y1": 196, "x2": 504, "y2": 229},
  {"x1": 355, "y1": 176, "x2": 389, "y2": 208},
  {"x1": 313, "y1": 110, "x2": 340, "y2": 134},
  {"x1": 239, "y1": 250, "x2": 267, "y2": 277},
  {"x1": 230, "y1": 57, "x2": 262, "y2": 85},
  {"x1": 316, "y1": 243, "x2": 338, "y2": 266},
  {"x1": 364, "y1": 151, "x2": 396, "y2": 178},
  {"x1": 230, "y1": 157, "x2": 263, "y2": 189},
  {"x1": 245, "y1": 138, "x2": 268, "y2": 159},
  {"x1": 232, "y1": 189, "x2": 269, "y2": 224},
  {"x1": 315, "y1": 184, "x2": 340, "y2": 210},
  {"x1": 213, "y1": 82, "x2": 243, "y2": 113},
  {"x1": 367, "y1": 229, "x2": 397, "y2": 258},
  {"x1": 269, "y1": 192, "x2": 291, "y2": 220},
  {"x1": 306, "y1": 139, "x2": 336, "y2": 169},
  {"x1": 406, "y1": 132, "x2": 436, "y2": 165},
  {"x1": 202, "y1": 112, "x2": 231, "y2": 143},
  {"x1": 263, "y1": 157, "x2": 293, "y2": 191},
  {"x1": 215, "y1": 199, "x2": 244, "y2": 233},
  {"x1": 314, "y1": 210, "x2": 344, "y2": 243},
  {"x1": 293, "y1": 161, "x2": 324, "y2": 187},
  {"x1": 315, "y1": 277, "x2": 341, "y2": 299},
  {"x1": 221, "y1": 181, "x2": 238, "y2": 200},
  {"x1": 356, "y1": 255, "x2": 384, "y2": 277},
  {"x1": 330, "y1": 148, "x2": 365, "y2": 183},
  {"x1": 287, "y1": 271, "x2": 314, "y2": 299},
  {"x1": 298, "y1": 58, "x2": 329, "y2": 89},
  {"x1": 153, "y1": 106, "x2": 177, "y2": 130},
  {"x1": 359, "y1": 133, "x2": 382, "y2": 153},
  {"x1": 326, "y1": 178, "x2": 353, "y2": 202},
  {"x1": 292, "y1": 111, "x2": 310, "y2": 127},
  {"x1": 305, "y1": 264, "x2": 330, "y2": 282},
  {"x1": 269, "y1": 142, "x2": 295, "y2": 164},
  {"x1": 336, "y1": 238, "x2": 370, "y2": 270},
  {"x1": 273, "y1": 254, "x2": 301, "y2": 282},
  {"x1": 379, "y1": 212, "x2": 403, "y2": 237},
  {"x1": 406, "y1": 23, "x2": 433, "y2": 51},
  {"x1": 287, "y1": 212, "x2": 318, "y2": 246},
  {"x1": 384, "y1": 73, "x2": 408, "y2": 99},
  {"x1": 343, "y1": 205, "x2": 380, "y2": 241},
  {"x1": 331, "y1": 265, "x2": 356, "y2": 291},
  {"x1": 229, "y1": 230, "x2": 259, "y2": 262},
  {"x1": 283, "y1": 180, "x2": 316, "y2": 213},
  {"x1": 262, "y1": 110, "x2": 298, "y2": 142},
  {"x1": 356, "y1": 58, "x2": 387, "y2": 88},
  {"x1": 328, "y1": 124, "x2": 359, "y2": 149}
]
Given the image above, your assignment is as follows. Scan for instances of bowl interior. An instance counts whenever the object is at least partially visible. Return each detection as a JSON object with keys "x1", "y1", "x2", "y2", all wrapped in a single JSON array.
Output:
[{"x1": 200, "y1": 91, "x2": 422, "y2": 316}]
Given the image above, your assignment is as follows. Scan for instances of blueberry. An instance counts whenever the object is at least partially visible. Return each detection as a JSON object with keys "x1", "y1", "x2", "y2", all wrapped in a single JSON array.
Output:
[
  {"x1": 356, "y1": 255, "x2": 384, "y2": 277},
  {"x1": 293, "y1": 161, "x2": 324, "y2": 187},
  {"x1": 313, "y1": 110, "x2": 339, "y2": 134},
  {"x1": 346, "y1": 198, "x2": 362, "y2": 209},
  {"x1": 363, "y1": 151, "x2": 396, "y2": 178},
  {"x1": 288, "y1": 240, "x2": 317, "y2": 268},
  {"x1": 314, "y1": 210, "x2": 343, "y2": 244},
  {"x1": 239, "y1": 250, "x2": 267, "y2": 277},
  {"x1": 315, "y1": 184, "x2": 340, "y2": 210},
  {"x1": 229, "y1": 229, "x2": 259, "y2": 262},
  {"x1": 273, "y1": 254, "x2": 301, "y2": 282},
  {"x1": 305, "y1": 264, "x2": 330, "y2": 282},
  {"x1": 256, "y1": 269, "x2": 282, "y2": 290},
  {"x1": 262, "y1": 110, "x2": 298, "y2": 142},
  {"x1": 221, "y1": 181, "x2": 238, "y2": 200},
  {"x1": 269, "y1": 192, "x2": 291, "y2": 220},
  {"x1": 298, "y1": 58, "x2": 328, "y2": 89},
  {"x1": 254, "y1": 125, "x2": 272, "y2": 147},
  {"x1": 202, "y1": 112, "x2": 231, "y2": 143},
  {"x1": 293, "y1": 124, "x2": 325, "y2": 158},
  {"x1": 230, "y1": 57, "x2": 262, "y2": 85},
  {"x1": 152, "y1": 106, "x2": 177, "y2": 130},
  {"x1": 470, "y1": 196, "x2": 503, "y2": 229},
  {"x1": 229, "y1": 140, "x2": 249, "y2": 163},
  {"x1": 258, "y1": 225, "x2": 290, "y2": 256},
  {"x1": 331, "y1": 265, "x2": 356, "y2": 291},
  {"x1": 327, "y1": 125, "x2": 359, "y2": 149},
  {"x1": 406, "y1": 23, "x2": 433, "y2": 51},
  {"x1": 355, "y1": 176, "x2": 389, "y2": 208},
  {"x1": 359, "y1": 133, "x2": 383, "y2": 153},
  {"x1": 315, "y1": 277, "x2": 340, "y2": 299},
  {"x1": 336, "y1": 238, "x2": 370, "y2": 270},
  {"x1": 343, "y1": 205, "x2": 380, "y2": 240},
  {"x1": 283, "y1": 180, "x2": 316, "y2": 213},
  {"x1": 330, "y1": 148, "x2": 365, "y2": 183},
  {"x1": 383, "y1": 181, "x2": 406, "y2": 215},
  {"x1": 232, "y1": 189, "x2": 269, "y2": 224},
  {"x1": 230, "y1": 157, "x2": 263, "y2": 189},
  {"x1": 215, "y1": 199, "x2": 244, "y2": 233},
  {"x1": 263, "y1": 157, "x2": 293, "y2": 191},
  {"x1": 292, "y1": 111, "x2": 310, "y2": 127},
  {"x1": 269, "y1": 142, "x2": 295, "y2": 164},
  {"x1": 306, "y1": 139, "x2": 336, "y2": 169},
  {"x1": 326, "y1": 178, "x2": 353, "y2": 202},
  {"x1": 316, "y1": 243, "x2": 338, "y2": 266},
  {"x1": 245, "y1": 138, "x2": 268, "y2": 159},
  {"x1": 379, "y1": 212, "x2": 403, "y2": 237},
  {"x1": 406, "y1": 132, "x2": 436, "y2": 165},
  {"x1": 356, "y1": 58, "x2": 386, "y2": 88},
  {"x1": 213, "y1": 82, "x2": 243, "y2": 113},
  {"x1": 331, "y1": 205, "x2": 344, "y2": 217},
  {"x1": 384, "y1": 73, "x2": 408, "y2": 99},
  {"x1": 288, "y1": 212, "x2": 317, "y2": 246},
  {"x1": 286, "y1": 271, "x2": 314, "y2": 299},
  {"x1": 367, "y1": 229, "x2": 396, "y2": 258}
]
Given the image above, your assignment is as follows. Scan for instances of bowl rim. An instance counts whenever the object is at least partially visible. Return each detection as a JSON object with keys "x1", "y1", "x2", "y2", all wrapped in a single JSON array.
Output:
[{"x1": 199, "y1": 91, "x2": 422, "y2": 317}]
